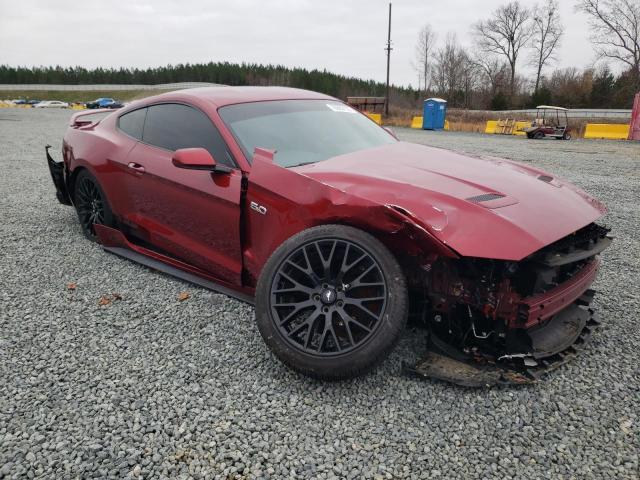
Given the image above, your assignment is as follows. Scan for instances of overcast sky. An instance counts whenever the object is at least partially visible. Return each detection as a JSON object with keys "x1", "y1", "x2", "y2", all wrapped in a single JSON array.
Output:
[{"x1": 0, "y1": 0, "x2": 599, "y2": 87}]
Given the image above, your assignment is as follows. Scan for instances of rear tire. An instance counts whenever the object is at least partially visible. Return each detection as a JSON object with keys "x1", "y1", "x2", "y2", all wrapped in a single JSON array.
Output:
[
  {"x1": 534, "y1": 131, "x2": 545, "y2": 139},
  {"x1": 73, "y1": 169, "x2": 114, "y2": 242},
  {"x1": 255, "y1": 224, "x2": 408, "y2": 380}
]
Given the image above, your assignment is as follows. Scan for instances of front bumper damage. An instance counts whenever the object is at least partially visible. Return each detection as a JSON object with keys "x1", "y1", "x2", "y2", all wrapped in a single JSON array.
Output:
[
  {"x1": 408, "y1": 301, "x2": 600, "y2": 387},
  {"x1": 405, "y1": 223, "x2": 611, "y2": 387}
]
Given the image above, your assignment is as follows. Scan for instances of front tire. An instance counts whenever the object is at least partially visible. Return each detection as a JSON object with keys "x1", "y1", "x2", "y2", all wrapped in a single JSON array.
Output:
[
  {"x1": 73, "y1": 169, "x2": 114, "y2": 242},
  {"x1": 255, "y1": 224, "x2": 408, "y2": 380}
]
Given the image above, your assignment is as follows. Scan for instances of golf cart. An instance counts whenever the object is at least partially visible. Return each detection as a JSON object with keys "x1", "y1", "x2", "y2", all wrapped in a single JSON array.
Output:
[{"x1": 525, "y1": 105, "x2": 572, "y2": 140}]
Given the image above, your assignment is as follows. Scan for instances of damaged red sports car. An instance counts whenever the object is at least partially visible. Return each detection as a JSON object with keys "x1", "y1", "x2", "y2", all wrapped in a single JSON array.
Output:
[{"x1": 46, "y1": 87, "x2": 612, "y2": 385}]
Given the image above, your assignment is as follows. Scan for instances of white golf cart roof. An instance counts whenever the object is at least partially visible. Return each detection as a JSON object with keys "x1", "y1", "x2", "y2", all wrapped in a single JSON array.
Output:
[{"x1": 536, "y1": 105, "x2": 568, "y2": 111}]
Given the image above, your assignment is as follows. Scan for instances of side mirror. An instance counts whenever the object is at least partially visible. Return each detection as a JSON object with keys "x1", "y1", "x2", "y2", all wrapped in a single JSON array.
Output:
[
  {"x1": 172, "y1": 148, "x2": 231, "y2": 173},
  {"x1": 172, "y1": 148, "x2": 216, "y2": 170}
]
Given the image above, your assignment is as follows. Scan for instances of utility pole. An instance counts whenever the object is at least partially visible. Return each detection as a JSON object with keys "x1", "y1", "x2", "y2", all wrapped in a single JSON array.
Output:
[{"x1": 385, "y1": 2, "x2": 392, "y2": 117}]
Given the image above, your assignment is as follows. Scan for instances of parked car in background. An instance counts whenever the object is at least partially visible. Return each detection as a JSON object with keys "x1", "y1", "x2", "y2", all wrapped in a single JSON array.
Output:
[
  {"x1": 34, "y1": 100, "x2": 69, "y2": 109},
  {"x1": 12, "y1": 99, "x2": 26, "y2": 104},
  {"x1": 85, "y1": 97, "x2": 123, "y2": 109},
  {"x1": 27, "y1": 100, "x2": 42, "y2": 106}
]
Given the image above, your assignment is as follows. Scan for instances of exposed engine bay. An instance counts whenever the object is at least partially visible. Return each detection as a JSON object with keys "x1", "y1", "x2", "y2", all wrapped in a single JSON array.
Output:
[{"x1": 406, "y1": 223, "x2": 612, "y2": 386}]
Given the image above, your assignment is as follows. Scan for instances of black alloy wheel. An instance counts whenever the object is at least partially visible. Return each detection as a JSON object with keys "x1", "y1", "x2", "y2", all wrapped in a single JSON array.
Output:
[
  {"x1": 73, "y1": 169, "x2": 113, "y2": 241},
  {"x1": 255, "y1": 224, "x2": 408, "y2": 380},
  {"x1": 270, "y1": 238, "x2": 387, "y2": 356}
]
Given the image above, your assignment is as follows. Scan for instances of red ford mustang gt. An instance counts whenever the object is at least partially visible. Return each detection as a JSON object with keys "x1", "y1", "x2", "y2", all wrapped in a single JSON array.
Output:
[{"x1": 46, "y1": 87, "x2": 611, "y2": 385}]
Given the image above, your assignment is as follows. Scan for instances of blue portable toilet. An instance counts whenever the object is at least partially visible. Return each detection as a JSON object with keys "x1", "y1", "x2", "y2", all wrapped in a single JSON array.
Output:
[{"x1": 422, "y1": 98, "x2": 447, "y2": 130}]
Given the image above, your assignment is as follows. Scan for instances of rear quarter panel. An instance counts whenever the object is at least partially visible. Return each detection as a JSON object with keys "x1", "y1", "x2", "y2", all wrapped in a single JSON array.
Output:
[{"x1": 63, "y1": 113, "x2": 137, "y2": 215}]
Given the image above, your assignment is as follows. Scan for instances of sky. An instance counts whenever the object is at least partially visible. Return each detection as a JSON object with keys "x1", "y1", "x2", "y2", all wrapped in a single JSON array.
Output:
[{"x1": 0, "y1": 0, "x2": 600, "y2": 87}]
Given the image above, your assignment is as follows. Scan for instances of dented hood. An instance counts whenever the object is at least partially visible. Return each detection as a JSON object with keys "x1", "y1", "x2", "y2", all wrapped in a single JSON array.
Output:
[{"x1": 293, "y1": 142, "x2": 606, "y2": 260}]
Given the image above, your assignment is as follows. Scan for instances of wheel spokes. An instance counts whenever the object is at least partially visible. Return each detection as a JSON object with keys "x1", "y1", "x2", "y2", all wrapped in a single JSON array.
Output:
[
  {"x1": 344, "y1": 298, "x2": 383, "y2": 320},
  {"x1": 276, "y1": 272, "x2": 315, "y2": 295},
  {"x1": 76, "y1": 178, "x2": 105, "y2": 236},
  {"x1": 340, "y1": 310, "x2": 372, "y2": 333},
  {"x1": 271, "y1": 238, "x2": 387, "y2": 356},
  {"x1": 277, "y1": 300, "x2": 315, "y2": 326}
]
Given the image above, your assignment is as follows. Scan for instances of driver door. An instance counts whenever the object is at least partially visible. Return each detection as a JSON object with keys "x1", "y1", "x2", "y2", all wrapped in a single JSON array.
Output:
[{"x1": 116, "y1": 103, "x2": 243, "y2": 285}]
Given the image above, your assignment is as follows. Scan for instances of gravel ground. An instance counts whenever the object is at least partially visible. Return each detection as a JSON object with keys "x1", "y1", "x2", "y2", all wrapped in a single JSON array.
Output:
[{"x1": 0, "y1": 109, "x2": 638, "y2": 479}]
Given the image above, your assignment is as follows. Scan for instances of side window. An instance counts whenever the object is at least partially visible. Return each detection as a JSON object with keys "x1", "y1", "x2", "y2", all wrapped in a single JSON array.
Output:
[
  {"x1": 142, "y1": 103, "x2": 234, "y2": 167},
  {"x1": 117, "y1": 108, "x2": 147, "y2": 140}
]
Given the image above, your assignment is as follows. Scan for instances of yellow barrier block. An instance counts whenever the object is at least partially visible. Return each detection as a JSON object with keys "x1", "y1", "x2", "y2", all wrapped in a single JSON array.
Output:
[
  {"x1": 444, "y1": 119, "x2": 450, "y2": 131},
  {"x1": 584, "y1": 123, "x2": 630, "y2": 140},
  {"x1": 71, "y1": 104, "x2": 86, "y2": 110},
  {"x1": 485, "y1": 120, "x2": 498, "y2": 134},
  {"x1": 366, "y1": 112, "x2": 382, "y2": 125},
  {"x1": 513, "y1": 121, "x2": 530, "y2": 136},
  {"x1": 411, "y1": 116, "x2": 423, "y2": 129}
]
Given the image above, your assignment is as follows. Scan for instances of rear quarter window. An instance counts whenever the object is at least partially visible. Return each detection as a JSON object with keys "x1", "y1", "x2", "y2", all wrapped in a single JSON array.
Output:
[{"x1": 117, "y1": 108, "x2": 147, "y2": 140}]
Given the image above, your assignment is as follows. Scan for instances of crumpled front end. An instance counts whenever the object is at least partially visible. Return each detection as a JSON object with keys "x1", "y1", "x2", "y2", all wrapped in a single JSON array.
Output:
[{"x1": 406, "y1": 223, "x2": 612, "y2": 386}]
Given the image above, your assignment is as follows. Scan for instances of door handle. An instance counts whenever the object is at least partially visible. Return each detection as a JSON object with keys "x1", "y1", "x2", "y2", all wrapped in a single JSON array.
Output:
[{"x1": 127, "y1": 162, "x2": 145, "y2": 173}]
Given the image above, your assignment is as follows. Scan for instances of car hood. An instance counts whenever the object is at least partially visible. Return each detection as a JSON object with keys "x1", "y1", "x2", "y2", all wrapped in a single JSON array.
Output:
[{"x1": 293, "y1": 142, "x2": 606, "y2": 260}]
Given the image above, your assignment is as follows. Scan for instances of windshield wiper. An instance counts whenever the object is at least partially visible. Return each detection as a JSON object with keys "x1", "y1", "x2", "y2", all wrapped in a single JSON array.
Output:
[{"x1": 287, "y1": 161, "x2": 318, "y2": 168}]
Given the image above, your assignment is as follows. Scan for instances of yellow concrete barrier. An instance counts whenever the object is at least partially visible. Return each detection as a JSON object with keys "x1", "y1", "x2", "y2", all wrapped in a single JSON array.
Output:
[
  {"x1": 366, "y1": 112, "x2": 382, "y2": 125},
  {"x1": 71, "y1": 104, "x2": 86, "y2": 110},
  {"x1": 410, "y1": 117, "x2": 448, "y2": 130},
  {"x1": 485, "y1": 120, "x2": 531, "y2": 135},
  {"x1": 584, "y1": 123, "x2": 630, "y2": 140},
  {"x1": 513, "y1": 121, "x2": 530, "y2": 136}
]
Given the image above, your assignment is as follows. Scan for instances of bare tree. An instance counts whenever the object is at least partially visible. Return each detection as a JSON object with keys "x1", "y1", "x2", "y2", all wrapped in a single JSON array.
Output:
[
  {"x1": 414, "y1": 25, "x2": 437, "y2": 95},
  {"x1": 459, "y1": 51, "x2": 481, "y2": 108},
  {"x1": 474, "y1": 1, "x2": 533, "y2": 98},
  {"x1": 431, "y1": 33, "x2": 470, "y2": 105},
  {"x1": 473, "y1": 55, "x2": 510, "y2": 95},
  {"x1": 531, "y1": 0, "x2": 564, "y2": 92},
  {"x1": 577, "y1": 0, "x2": 640, "y2": 89}
]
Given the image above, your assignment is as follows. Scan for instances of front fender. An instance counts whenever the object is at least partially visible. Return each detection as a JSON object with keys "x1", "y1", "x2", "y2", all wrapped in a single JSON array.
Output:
[{"x1": 242, "y1": 153, "x2": 457, "y2": 286}]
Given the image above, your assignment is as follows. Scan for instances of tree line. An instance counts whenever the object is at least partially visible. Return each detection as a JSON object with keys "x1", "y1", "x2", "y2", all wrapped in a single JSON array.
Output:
[
  {"x1": 0, "y1": 62, "x2": 420, "y2": 107},
  {"x1": 414, "y1": 0, "x2": 639, "y2": 109}
]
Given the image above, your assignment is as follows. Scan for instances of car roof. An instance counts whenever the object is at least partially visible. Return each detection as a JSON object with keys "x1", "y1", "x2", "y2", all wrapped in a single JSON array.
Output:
[
  {"x1": 536, "y1": 105, "x2": 568, "y2": 111},
  {"x1": 140, "y1": 86, "x2": 336, "y2": 108}
]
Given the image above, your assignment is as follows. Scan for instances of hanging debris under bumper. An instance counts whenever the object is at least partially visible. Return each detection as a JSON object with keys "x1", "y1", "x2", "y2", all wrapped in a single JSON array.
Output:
[{"x1": 407, "y1": 300, "x2": 600, "y2": 387}]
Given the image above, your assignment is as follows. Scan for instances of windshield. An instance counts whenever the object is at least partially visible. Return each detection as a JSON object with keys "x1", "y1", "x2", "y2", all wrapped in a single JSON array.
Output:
[{"x1": 218, "y1": 100, "x2": 396, "y2": 167}]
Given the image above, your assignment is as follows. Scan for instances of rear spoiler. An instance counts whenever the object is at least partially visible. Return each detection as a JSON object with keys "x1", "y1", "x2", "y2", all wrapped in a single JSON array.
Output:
[{"x1": 69, "y1": 109, "x2": 114, "y2": 128}]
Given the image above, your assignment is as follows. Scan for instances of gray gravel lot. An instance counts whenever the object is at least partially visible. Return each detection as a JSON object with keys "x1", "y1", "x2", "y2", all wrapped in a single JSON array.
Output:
[{"x1": 0, "y1": 109, "x2": 638, "y2": 479}]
